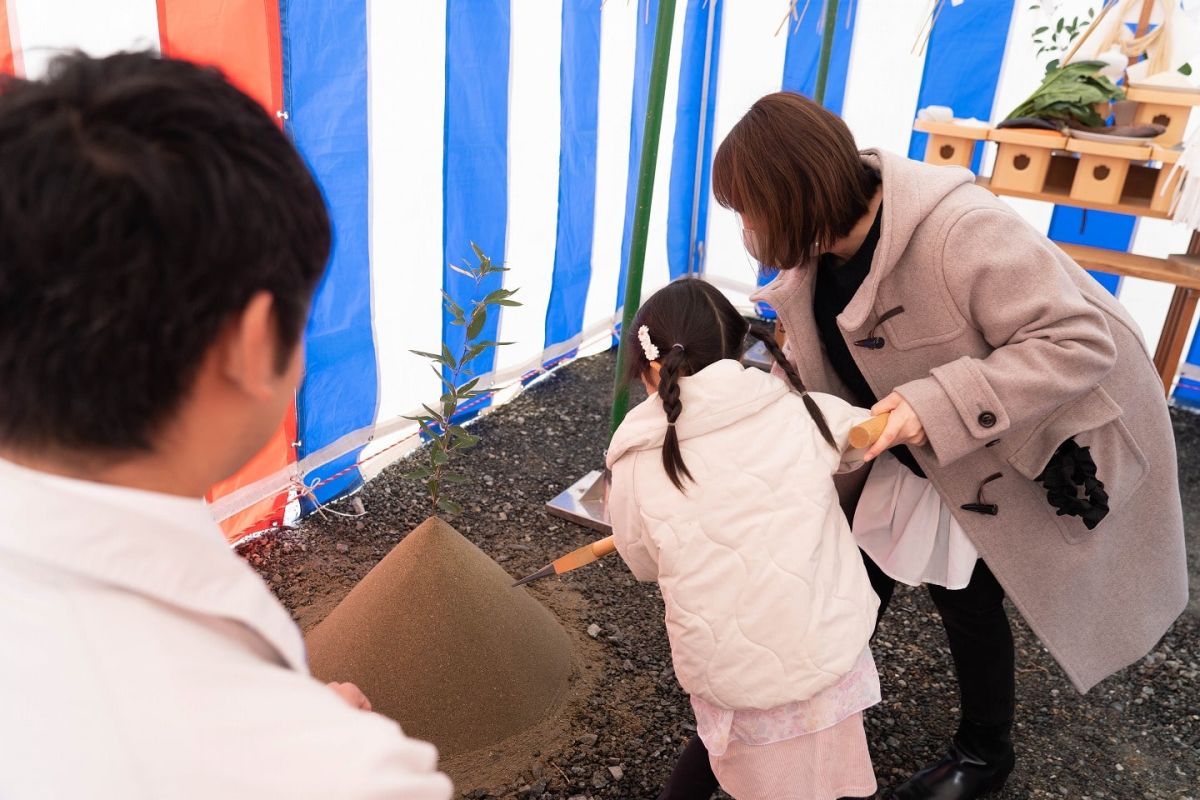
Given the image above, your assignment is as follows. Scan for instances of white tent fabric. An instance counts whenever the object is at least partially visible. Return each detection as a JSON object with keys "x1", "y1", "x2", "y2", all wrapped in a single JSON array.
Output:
[{"x1": 3, "y1": 0, "x2": 1198, "y2": 536}]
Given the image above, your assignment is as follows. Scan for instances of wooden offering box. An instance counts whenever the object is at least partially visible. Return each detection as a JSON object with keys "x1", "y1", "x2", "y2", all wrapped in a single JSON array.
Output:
[
  {"x1": 1149, "y1": 145, "x2": 1183, "y2": 214},
  {"x1": 1125, "y1": 86, "x2": 1200, "y2": 148},
  {"x1": 988, "y1": 128, "x2": 1068, "y2": 193},
  {"x1": 1066, "y1": 138, "x2": 1153, "y2": 206},
  {"x1": 913, "y1": 119, "x2": 990, "y2": 169}
]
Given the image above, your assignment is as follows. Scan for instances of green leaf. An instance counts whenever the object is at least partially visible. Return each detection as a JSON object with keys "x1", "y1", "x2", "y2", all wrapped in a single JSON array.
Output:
[
  {"x1": 495, "y1": 299, "x2": 522, "y2": 307},
  {"x1": 431, "y1": 448, "x2": 448, "y2": 466},
  {"x1": 421, "y1": 403, "x2": 446, "y2": 424},
  {"x1": 450, "y1": 428, "x2": 481, "y2": 448},
  {"x1": 461, "y1": 342, "x2": 511, "y2": 364},
  {"x1": 1088, "y1": 7, "x2": 1094, "y2": 17},
  {"x1": 454, "y1": 434, "x2": 481, "y2": 450},
  {"x1": 437, "y1": 497, "x2": 463, "y2": 515},
  {"x1": 1056, "y1": 18, "x2": 1064, "y2": 32},
  {"x1": 433, "y1": 365, "x2": 456, "y2": 390},
  {"x1": 410, "y1": 349, "x2": 445, "y2": 364},
  {"x1": 1034, "y1": 25, "x2": 1049, "y2": 34},
  {"x1": 1181, "y1": 63, "x2": 1193, "y2": 76},
  {"x1": 442, "y1": 291, "x2": 467, "y2": 325},
  {"x1": 482, "y1": 287, "x2": 519, "y2": 305},
  {"x1": 403, "y1": 467, "x2": 432, "y2": 480},
  {"x1": 470, "y1": 241, "x2": 486, "y2": 264},
  {"x1": 467, "y1": 306, "x2": 487, "y2": 340},
  {"x1": 441, "y1": 343, "x2": 458, "y2": 371},
  {"x1": 461, "y1": 343, "x2": 487, "y2": 364},
  {"x1": 426, "y1": 479, "x2": 440, "y2": 496},
  {"x1": 448, "y1": 262, "x2": 474, "y2": 280},
  {"x1": 442, "y1": 473, "x2": 469, "y2": 485},
  {"x1": 458, "y1": 378, "x2": 480, "y2": 395}
]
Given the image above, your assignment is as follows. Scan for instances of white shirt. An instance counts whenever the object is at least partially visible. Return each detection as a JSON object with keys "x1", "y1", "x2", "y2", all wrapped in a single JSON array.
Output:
[
  {"x1": 0, "y1": 457, "x2": 453, "y2": 800},
  {"x1": 852, "y1": 451, "x2": 980, "y2": 590}
]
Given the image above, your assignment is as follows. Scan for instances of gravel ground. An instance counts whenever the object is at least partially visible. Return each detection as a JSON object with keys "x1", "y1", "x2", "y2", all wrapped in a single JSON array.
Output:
[{"x1": 241, "y1": 350, "x2": 1200, "y2": 800}]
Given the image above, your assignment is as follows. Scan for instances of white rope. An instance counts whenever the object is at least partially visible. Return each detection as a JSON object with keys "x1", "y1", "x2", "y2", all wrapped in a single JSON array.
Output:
[{"x1": 287, "y1": 476, "x2": 366, "y2": 521}]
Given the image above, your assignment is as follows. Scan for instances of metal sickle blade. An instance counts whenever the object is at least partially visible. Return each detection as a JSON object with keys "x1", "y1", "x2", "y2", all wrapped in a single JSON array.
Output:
[{"x1": 511, "y1": 563, "x2": 556, "y2": 588}]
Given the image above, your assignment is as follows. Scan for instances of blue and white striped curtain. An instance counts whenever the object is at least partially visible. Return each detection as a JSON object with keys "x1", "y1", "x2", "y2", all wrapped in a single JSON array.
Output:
[{"x1": 7, "y1": 0, "x2": 1199, "y2": 529}]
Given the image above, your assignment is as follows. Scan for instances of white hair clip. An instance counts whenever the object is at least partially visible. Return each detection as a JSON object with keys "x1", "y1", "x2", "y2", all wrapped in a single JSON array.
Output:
[{"x1": 637, "y1": 325, "x2": 660, "y2": 361}]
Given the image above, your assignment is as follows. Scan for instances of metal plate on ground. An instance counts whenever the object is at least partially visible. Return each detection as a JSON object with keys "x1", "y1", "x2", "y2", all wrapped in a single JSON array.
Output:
[
  {"x1": 545, "y1": 469, "x2": 612, "y2": 534},
  {"x1": 742, "y1": 339, "x2": 772, "y2": 372}
]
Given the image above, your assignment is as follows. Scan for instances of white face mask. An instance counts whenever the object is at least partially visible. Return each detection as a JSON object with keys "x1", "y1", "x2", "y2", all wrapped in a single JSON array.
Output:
[
  {"x1": 741, "y1": 225, "x2": 765, "y2": 264},
  {"x1": 739, "y1": 216, "x2": 821, "y2": 271}
]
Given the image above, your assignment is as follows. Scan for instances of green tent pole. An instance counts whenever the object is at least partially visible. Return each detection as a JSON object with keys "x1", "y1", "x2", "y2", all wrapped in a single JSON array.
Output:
[
  {"x1": 813, "y1": 0, "x2": 840, "y2": 105},
  {"x1": 610, "y1": 0, "x2": 679, "y2": 435}
]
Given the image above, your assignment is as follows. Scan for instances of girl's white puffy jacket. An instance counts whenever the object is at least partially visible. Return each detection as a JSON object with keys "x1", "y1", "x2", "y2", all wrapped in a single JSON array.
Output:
[{"x1": 606, "y1": 359, "x2": 880, "y2": 712}]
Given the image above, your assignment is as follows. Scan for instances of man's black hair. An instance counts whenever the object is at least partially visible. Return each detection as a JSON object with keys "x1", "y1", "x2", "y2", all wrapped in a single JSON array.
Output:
[{"x1": 0, "y1": 51, "x2": 331, "y2": 453}]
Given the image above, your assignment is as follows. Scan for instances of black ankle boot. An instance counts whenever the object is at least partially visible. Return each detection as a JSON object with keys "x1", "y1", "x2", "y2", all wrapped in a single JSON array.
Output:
[{"x1": 888, "y1": 722, "x2": 1015, "y2": 800}]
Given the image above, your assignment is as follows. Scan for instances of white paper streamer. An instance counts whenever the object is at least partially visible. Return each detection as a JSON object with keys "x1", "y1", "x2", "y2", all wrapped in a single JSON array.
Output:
[{"x1": 1169, "y1": 125, "x2": 1200, "y2": 230}]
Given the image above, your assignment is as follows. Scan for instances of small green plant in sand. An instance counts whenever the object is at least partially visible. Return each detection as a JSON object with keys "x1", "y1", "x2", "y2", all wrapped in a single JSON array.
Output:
[{"x1": 405, "y1": 243, "x2": 519, "y2": 516}]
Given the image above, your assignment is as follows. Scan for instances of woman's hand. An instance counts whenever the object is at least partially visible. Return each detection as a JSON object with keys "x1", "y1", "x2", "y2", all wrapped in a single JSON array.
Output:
[
  {"x1": 327, "y1": 681, "x2": 373, "y2": 712},
  {"x1": 864, "y1": 393, "x2": 927, "y2": 462}
]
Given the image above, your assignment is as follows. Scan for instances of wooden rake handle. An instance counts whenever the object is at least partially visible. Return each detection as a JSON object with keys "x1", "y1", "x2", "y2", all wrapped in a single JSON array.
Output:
[
  {"x1": 552, "y1": 535, "x2": 616, "y2": 574},
  {"x1": 848, "y1": 413, "x2": 890, "y2": 450},
  {"x1": 519, "y1": 414, "x2": 889, "y2": 587}
]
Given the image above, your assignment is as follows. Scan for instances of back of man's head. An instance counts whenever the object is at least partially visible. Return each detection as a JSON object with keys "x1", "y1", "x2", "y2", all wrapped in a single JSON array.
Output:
[{"x1": 0, "y1": 51, "x2": 330, "y2": 456}]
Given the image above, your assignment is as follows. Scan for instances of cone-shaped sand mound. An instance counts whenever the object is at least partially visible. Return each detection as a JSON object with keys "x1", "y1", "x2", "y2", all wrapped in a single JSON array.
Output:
[{"x1": 305, "y1": 517, "x2": 573, "y2": 757}]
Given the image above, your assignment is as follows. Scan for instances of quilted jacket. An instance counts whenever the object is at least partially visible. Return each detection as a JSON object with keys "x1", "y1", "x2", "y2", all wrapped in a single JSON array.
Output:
[{"x1": 606, "y1": 360, "x2": 879, "y2": 711}]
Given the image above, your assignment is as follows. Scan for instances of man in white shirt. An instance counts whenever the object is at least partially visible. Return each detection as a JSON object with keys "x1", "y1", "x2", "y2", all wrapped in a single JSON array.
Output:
[{"x1": 0, "y1": 51, "x2": 453, "y2": 799}]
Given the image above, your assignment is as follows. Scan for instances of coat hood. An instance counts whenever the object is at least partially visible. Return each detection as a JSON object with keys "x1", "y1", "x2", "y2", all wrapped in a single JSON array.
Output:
[
  {"x1": 606, "y1": 360, "x2": 790, "y2": 467},
  {"x1": 751, "y1": 149, "x2": 975, "y2": 331}
]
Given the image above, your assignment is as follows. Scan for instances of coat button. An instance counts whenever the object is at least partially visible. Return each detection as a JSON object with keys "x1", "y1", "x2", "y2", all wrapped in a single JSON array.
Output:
[{"x1": 978, "y1": 412, "x2": 997, "y2": 428}]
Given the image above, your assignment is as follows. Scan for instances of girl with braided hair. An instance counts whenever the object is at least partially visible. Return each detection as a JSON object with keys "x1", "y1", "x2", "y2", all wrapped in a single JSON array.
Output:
[{"x1": 606, "y1": 278, "x2": 883, "y2": 800}]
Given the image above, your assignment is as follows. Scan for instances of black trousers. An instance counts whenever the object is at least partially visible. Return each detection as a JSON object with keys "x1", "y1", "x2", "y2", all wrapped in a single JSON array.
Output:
[{"x1": 658, "y1": 551, "x2": 1017, "y2": 800}]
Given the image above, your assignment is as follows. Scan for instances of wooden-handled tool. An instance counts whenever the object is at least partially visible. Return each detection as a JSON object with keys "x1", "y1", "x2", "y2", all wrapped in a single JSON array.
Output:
[
  {"x1": 512, "y1": 536, "x2": 617, "y2": 587},
  {"x1": 514, "y1": 414, "x2": 889, "y2": 587},
  {"x1": 848, "y1": 412, "x2": 889, "y2": 450}
]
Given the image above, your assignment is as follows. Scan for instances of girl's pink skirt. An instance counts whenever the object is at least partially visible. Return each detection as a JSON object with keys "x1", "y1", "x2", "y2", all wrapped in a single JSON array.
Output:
[{"x1": 708, "y1": 711, "x2": 877, "y2": 800}]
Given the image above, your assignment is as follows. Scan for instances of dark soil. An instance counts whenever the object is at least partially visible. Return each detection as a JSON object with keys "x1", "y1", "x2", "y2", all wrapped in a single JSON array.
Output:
[{"x1": 240, "y1": 350, "x2": 1200, "y2": 800}]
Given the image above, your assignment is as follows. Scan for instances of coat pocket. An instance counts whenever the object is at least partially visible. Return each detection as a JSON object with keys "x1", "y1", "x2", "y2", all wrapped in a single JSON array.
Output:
[{"x1": 1006, "y1": 386, "x2": 1148, "y2": 543}]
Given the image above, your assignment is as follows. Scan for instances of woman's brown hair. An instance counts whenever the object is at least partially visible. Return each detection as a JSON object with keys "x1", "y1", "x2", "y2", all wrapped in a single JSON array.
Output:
[
  {"x1": 624, "y1": 278, "x2": 835, "y2": 491},
  {"x1": 712, "y1": 92, "x2": 879, "y2": 270}
]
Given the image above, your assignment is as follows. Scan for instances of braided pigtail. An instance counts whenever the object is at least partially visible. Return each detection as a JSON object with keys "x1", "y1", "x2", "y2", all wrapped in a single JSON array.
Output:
[
  {"x1": 658, "y1": 344, "x2": 694, "y2": 491},
  {"x1": 748, "y1": 324, "x2": 836, "y2": 449}
]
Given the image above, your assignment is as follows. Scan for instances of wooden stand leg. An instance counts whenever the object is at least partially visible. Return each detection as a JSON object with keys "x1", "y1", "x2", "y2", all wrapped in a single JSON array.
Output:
[{"x1": 1154, "y1": 287, "x2": 1200, "y2": 395}]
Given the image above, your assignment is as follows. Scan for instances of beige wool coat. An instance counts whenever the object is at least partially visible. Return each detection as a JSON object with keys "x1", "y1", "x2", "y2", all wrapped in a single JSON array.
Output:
[{"x1": 752, "y1": 149, "x2": 1188, "y2": 693}]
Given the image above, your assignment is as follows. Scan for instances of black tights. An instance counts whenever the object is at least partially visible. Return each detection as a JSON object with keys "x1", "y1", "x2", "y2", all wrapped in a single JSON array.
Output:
[
  {"x1": 658, "y1": 552, "x2": 1016, "y2": 799},
  {"x1": 862, "y1": 552, "x2": 1015, "y2": 735}
]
